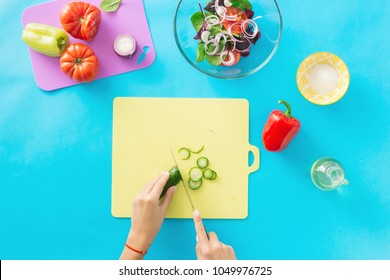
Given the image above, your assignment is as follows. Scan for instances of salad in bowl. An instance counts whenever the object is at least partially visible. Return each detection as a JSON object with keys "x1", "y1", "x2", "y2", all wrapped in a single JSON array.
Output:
[
  {"x1": 174, "y1": 0, "x2": 282, "y2": 79},
  {"x1": 191, "y1": 0, "x2": 261, "y2": 66}
]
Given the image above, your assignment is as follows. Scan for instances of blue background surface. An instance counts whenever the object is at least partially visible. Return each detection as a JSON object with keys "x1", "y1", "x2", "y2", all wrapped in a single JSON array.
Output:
[{"x1": 1, "y1": 0, "x2": 389, "y2": 260}]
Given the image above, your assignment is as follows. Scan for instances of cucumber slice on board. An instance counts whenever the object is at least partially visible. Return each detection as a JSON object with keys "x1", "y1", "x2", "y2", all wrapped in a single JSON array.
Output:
[
  {"x1": 189, "y1": 145, "x2": 204, "y2": 154},
  {"x1": 178, "y1": 147, "x2": 191, "y2": 160},
  {"x1": 203, "y1": 168, "x2": 213, "y2": 179},
  {"x1": 189, "y1": 167, "x2": 203, "y2": 182},
  {"x1": 209, "y1": 170, "x2": 217, "y2": 180},
  {"x1": 196, "y1": 157, "x2": 209, "y2": 169},
  {"x1": 188, "y1": 179, "x2": 202, "y2": 190}
]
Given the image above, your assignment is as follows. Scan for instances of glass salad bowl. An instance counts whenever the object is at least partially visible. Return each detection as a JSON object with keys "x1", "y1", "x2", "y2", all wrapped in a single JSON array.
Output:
[{"x1": 174, "y1": 0, "x2": 282, "y2": 79}]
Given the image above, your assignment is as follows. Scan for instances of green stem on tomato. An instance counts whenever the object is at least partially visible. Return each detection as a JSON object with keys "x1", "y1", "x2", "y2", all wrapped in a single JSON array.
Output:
[{"x1": 74, "y1": 58, "x2": 83, "y2": 65}]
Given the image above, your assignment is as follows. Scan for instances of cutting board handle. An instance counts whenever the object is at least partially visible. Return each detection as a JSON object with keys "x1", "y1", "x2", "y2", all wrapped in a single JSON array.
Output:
[{"x1": 247, "y1": 144, "x2": 260, "y2": 173}]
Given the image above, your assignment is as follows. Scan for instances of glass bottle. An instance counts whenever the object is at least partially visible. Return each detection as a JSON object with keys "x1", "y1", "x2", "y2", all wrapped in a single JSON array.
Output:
[{"x1": 311, "y1": 157, "x2": 349, "y2": 191}]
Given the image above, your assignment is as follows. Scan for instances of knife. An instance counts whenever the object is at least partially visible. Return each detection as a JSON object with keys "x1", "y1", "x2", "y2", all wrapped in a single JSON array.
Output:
[{"x1": 169, "y1": 148, "x2": 209, "y2": 239}]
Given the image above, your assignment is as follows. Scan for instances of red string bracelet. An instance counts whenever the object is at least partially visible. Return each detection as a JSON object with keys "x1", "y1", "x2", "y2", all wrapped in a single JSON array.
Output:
[{"x1": 125, "y1": 243, "x2": 147, "y2": 255}]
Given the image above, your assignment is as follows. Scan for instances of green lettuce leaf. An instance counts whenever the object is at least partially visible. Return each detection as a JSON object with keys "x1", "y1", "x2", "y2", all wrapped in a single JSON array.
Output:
[
  {"x1": 206, "y1": 54, "x2": 221, "y2": 66},
  {"x1": 100, "y1": 0, "x2": 123, "y2": 12},
  {"x1": 196, "y1": 44, "x2": 206, "y2": 62},
  {"x1": 231, "y1": 0, "x2": 253, "y2": 11}
]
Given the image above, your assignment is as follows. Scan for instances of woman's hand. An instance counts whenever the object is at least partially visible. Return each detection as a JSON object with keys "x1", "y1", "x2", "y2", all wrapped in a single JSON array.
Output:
[
  {"x1": 193, "y1": 210, "x2": 237, "y2": 260},
  {"x1": 120, "y1": 171, "x2": 176, "y2": 260}
]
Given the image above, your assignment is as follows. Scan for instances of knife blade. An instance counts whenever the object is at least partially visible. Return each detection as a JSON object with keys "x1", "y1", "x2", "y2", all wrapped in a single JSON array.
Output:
[
  {"x1": 169, "y1": 148, "x2": 209, "y2": 239},
  {"x1": 169, "y1": 148, "x2": 196, "y2": 212}
]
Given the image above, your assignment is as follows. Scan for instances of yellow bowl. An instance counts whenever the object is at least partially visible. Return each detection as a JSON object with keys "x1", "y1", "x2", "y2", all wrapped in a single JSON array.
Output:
[{"x1": 296, "y1": 52, "x2": 350, "y2": 105}]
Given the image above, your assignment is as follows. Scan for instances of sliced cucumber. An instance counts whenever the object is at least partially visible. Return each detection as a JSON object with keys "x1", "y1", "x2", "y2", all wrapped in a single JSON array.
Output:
[
  {"x1": 188, "y1": 178, "x2": 202, "y2": 190},
  {"x1": 203, "y1": 168, "x2": 213, "y2": 179},
  {"x1": 178, "y1": 147, "x2": 191, "y2": 160},
  {"x1": 189, "y1": 167, "x2": 203, "y2": 182},
  {"x1": 189, "y1": 145, "x2": 204, "y2": 154},
  {"x1": 209, "y1": 170, "x2": 217, "y2": 180},
  {"x1": 197, "y1": 157, "x2": 209, "y2": 169}
]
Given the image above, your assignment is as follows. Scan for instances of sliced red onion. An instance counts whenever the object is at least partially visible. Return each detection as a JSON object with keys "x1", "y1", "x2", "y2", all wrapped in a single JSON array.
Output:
[
  {"x1": 204, "y1": 40, "x2": 220, "y2": 56},
  {"x1": 253, "y1": 16, "x2": 263, "y2": 21},
  {"x1": 201, "y1": 31, "x2": 211, "y2": 43},
  {"x1": 215, "y1": 33, "x2": 227, "y2": 44},
  {"x1": 220, "y1": 50, "x2": 236, "y2": 66},
  {"x1": 113, "y1": 34, "x2": 137, "y2": 57},
  {"x1": 227, "y1": 22, "x2": 243, "y2": 37},
  {"x1": 205, "y1": 14, "x2": 224, "y2": 26},
  {"x1": 215, "y1": 5, "x2": 226, "y2": 17},
  {"x1": 225, "y1": 14, "x2": 238, "y2": 21},
  {"x1": 221, "y1": 31, "x2": 237, "y2": 50},
  {"x1": 242, "y1": 19, "x2": 259, "y2": 39}
]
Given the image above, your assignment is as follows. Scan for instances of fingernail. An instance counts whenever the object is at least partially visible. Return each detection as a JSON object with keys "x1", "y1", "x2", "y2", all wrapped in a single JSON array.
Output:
[
  {"x1": 161, "y1": 171, "x2": 169, "y2": 175},
  {"x1": 173, "y1": 186, "x2": 177, "y2": 192},
  {"x1": 196, "y1": 235, "x2": 199, "y2": 243},
  {"x1": 194, "y1": 209, "x2": 200, "y2": 217}
]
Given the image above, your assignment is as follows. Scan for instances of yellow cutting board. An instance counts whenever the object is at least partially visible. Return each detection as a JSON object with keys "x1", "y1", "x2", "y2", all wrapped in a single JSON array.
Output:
[{"x1": 112, "y1": 98, "x2": 260, "y2": 219}]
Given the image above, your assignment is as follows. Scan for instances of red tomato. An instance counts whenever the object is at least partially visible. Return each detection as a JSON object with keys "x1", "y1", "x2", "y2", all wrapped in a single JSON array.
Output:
[
  {"x1": 231, "y1": 51, "x2": 241, "y2": 65},
  {"x1": 60, "y1": 43, "x2": 99, "y2": 82},
  {"x1": 221, "y1": 50, "x2": 241, "y2": 66},
  {"x1": 221, "y1": 7, "x2": 248, "y2": 34},
  {"x1": 60, "y1": 2, "x2": 101, "y2": 41}
]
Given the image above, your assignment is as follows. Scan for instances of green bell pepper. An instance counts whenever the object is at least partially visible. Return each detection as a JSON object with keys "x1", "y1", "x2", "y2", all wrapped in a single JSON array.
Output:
[{"x1": 22, "y1": 23, "x2": 69, "y2": 57}]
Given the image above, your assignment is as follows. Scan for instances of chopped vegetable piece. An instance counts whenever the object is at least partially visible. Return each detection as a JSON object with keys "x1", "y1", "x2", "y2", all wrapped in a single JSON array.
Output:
[
  {"x1": 209, "y1": 171, "x2": 218, "y2": 180},
  {"x1": 189, "y1": 167, "x2": 203, "y2": 182},
  {"x1": 159, "y1": 165, "x2": 182, "y2": 199},
  {"x1": 113, "y1": 34, "x2": 137, "y2": 57},
  {"x1": 178, "y1": 147, "x2": 191, "y2": 160},
  {"x1": 189, "y1": 145, "x2": 204, "y2": 154},
  {"x1": 188, "y1": 179, "x2": 202, "y2": 190},
  {"x1": 203, "y1": 168, "x2": 214, "y2": 179},
  {"x1": 220, "y1": 50, "x2": 241, "y2": 66},
  {"x1": 197, "y1": 157, "x2": 209, "y2": 169}
]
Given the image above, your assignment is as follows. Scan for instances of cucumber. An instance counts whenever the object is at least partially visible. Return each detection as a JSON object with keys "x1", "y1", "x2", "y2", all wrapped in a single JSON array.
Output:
[
  {"x1": 203, "y1": 168, "x2": 213, "y2": 179},
  {"x1": 209, "y1": 170, "x2": 217, "y2": 180},
  {"x1": 189, "y1": 167, "x2": 203, "y2": 182},
  {"x1": 178, "y1": 147, "x2": 191, "y2": 160},
  {"x1": 159, "y1": 165, "x2": 182, "y2": 199},
  {"x1": 176, "y1": 144, "x2": 217, "y2": 191},
  {"x1": 188, "y1": 179, "x2": 202, "y2": 190},
  {"x1": 189, "y1": 145, "x2": 204, "y2": 154},
  {"x1": 197, "y1": 157, "x2": 209, "y2": 169}
]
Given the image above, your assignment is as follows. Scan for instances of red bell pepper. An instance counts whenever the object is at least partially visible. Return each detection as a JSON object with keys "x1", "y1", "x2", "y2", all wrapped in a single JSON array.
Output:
[{"x1": 262, "y1": 100, "x2": 301, "y2": 152}]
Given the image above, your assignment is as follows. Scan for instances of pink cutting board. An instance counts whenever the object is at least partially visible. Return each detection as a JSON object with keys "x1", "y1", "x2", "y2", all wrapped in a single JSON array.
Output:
[{"x1": 21, "y1": 0, "x2": 156, "y2": 91}]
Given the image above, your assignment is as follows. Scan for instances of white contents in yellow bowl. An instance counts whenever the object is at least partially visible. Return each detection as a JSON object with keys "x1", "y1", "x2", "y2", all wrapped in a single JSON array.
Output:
[
  {"x1": 308, "y1": 64, "x2": 340, "y2": 94},
  {"x1": 297, "y1": 52, "x2": 350, "y2": 105}
]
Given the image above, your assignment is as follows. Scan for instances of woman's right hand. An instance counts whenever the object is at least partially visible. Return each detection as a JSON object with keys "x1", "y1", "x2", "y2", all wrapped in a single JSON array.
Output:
[{"x1": 193, "y1": 210, "x2": 237, "y2": 260}]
